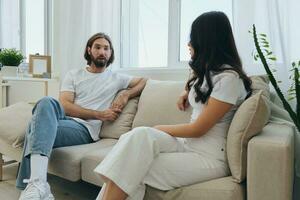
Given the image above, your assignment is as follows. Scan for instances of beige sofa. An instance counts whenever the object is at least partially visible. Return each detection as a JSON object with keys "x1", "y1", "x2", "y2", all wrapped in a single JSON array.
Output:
[{"x1": 0, "y1": 77, "x2": 294, "y2": 200}]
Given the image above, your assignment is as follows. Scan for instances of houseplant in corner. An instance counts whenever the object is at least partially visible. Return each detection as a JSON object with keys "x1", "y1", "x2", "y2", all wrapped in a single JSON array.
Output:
[
  {"x1": 0, "y1": 48, "x2": 24, "y2": 76},
  {"x1": 251, "y1": 24, "x2": 300, "y2": 132}
]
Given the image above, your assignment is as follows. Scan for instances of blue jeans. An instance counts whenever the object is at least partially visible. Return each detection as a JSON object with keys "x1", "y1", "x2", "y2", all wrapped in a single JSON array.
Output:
[{"x1": 16, "y1": 97, "x2": 93, "y2": 189}]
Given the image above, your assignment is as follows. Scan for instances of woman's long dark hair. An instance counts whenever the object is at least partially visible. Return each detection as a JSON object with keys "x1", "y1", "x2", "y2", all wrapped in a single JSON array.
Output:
[{"x1": 186, "y1": 11, "x2": 252, "y2": 103}]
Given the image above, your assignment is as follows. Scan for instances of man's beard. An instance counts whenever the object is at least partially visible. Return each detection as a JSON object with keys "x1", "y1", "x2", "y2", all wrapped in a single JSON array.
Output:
[{"x1": 91, "y1": 54, "x2": 108, "y2": 68}]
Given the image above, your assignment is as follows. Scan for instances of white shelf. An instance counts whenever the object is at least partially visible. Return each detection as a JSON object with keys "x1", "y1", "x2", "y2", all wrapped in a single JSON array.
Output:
[{"x1": 2, "y1": 76, "x2": 58, "y2": 82}]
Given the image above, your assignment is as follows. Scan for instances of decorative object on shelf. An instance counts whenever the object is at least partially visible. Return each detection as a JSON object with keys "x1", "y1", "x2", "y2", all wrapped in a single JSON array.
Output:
[
  {"x1": 251, "y1": 24, "x2": 300, "y2": 132},
  {"x1": 17, "y1": 62, "x2": 30, "y2": 77},
  {"x1": 29, "y1": 54, "x2": 51, "y2": 78},
  {"x1": 0, "y1": 48, "x2": 25, "y2": 77}
]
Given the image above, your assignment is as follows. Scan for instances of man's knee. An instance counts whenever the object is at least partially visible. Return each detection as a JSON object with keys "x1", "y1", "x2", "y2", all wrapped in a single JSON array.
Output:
[
  {"x1": 35, "y1": 96, "x2": 59, "y2": 109},
  {"x1": 32, "y1": 96, "x2": 60, "y2": 114}
]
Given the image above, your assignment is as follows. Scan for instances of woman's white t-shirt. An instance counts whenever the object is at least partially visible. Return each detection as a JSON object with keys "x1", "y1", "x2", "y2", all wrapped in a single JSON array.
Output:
[
  {"x1": 184, "y1": 68, "x2": 248, "y2": 162},
  {"x1": 60, "y1": 68, "x2": 133, "y2": 141}
]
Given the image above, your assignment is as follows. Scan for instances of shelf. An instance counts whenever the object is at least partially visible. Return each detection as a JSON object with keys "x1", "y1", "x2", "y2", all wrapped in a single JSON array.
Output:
[{"x1": 2, "y1": 76, "x2": 58, "y2": 82}]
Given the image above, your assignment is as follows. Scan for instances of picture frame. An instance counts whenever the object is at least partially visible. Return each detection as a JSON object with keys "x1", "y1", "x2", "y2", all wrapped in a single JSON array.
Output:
[{"x1": 29, "y1": 54, "x2": 51, "y2": 78}]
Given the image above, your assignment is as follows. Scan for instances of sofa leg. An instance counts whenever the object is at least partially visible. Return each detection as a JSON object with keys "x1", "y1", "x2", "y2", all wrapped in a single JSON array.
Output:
[{"x1": 0, "y1": 153, "x2": 3, "y2": 181}]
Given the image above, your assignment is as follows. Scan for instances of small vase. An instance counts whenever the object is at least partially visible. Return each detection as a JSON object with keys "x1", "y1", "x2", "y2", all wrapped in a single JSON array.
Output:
[{"x1": 0, "y1": 66, "x2": 18, "y2": 77}]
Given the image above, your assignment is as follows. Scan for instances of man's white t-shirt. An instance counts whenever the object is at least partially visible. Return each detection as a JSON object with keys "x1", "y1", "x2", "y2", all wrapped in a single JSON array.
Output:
[{"x1": 60, "y1": 67, "x2": 133, "y2": 141}]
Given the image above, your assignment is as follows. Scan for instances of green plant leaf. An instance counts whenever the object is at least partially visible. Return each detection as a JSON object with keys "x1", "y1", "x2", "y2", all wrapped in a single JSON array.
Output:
[
  {"x1": 268, "y1": 57, "x2": 277, "y2": 61},
  {"x1": 288, "y1": 96, "x2": 295, "y2": 101},
  {"x1": 261, "y1": 41, "x2": 269, "y2": 45},
  {"x1": 259, "y1": 33, "x2": 267, "y2": 37}
]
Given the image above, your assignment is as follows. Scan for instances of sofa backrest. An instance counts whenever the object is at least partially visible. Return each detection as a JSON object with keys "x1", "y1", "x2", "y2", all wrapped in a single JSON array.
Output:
[
  {"x1": 132, "y1": 80, "x2": 192, "y2": 128},
  {"x1": 100, "y1": 79, "x2": 192, "y2": 139}
]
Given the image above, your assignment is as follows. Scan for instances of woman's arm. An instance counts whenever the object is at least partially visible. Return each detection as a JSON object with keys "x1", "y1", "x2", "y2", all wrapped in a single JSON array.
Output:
[{"x1": 154, "y1": 97, "x2": 233, "y2": 138}]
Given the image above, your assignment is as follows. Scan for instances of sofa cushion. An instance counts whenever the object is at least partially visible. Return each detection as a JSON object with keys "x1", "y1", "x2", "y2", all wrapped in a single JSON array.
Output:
[
  {"x1": 250, "y1": 75, "x2": 270, "y2": 98},
  {"x1": 132, "y1": 80, "x2": 192, "y2": 128},
  {"x1": 48, "y1": 139, "x2": 117, "y2": 181},
  {"x1": 227, "y1": 90, "x2": 271, "y2": 183},
  {"x1": 100, "y1": 97, "x2": 139, "y2": 139},
  {"x1": 81, "y1": 146, "x2": 115, "y2": 186},
  {"x1": 0, "y1": 102, "x2": 33, "y2": 148},
  {"x1": 144, "y1": 176, "x2": 245, "y2": 200}
]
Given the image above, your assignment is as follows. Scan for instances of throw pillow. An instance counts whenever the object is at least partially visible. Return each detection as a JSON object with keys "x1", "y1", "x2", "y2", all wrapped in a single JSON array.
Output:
[
  {"x1": 250, "y1": 75, "x2": 270, "y2": 98},
  {"x1": 100, "y1": 97, "x2": 139, "y2": 139},
  {"x1": 132, "y1": 80, "x2": 192, "y2": 128},
  {"x1": 227, "y1": 90, "x2": 271, "y2": 183},
  {"x1": 0, "y1": 102, "x2": 33, "y2": 148}
]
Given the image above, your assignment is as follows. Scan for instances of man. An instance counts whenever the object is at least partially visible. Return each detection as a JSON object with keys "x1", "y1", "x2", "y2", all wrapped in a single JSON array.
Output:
[{"x1": 17, "y1": 32, "x2": 147, "y2": 200}]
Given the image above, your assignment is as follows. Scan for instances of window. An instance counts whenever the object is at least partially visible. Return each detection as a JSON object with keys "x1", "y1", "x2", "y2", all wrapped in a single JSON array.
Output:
[
  {"x1": 0, "y1": 0, "x2": 51, "y2": 62},
  {"x1": 23, "y1": 0, "x2": 46, "y2": 58},
  {"x1": 121, "y1": 0, "x2": 169, "y2": 68},
  {"x1": 0, "y1": 0, "x2": 20, "y2": 50},
  {"x1": 180, "y1": 0, "x2": 233, "y2": 61},
  {"x1": 121, "y1": 0, "x2": 233, "y2": 68}
]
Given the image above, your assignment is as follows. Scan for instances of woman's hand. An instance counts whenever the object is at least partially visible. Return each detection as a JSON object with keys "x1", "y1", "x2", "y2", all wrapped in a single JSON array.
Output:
[{"x1": 177, "y1": 90, "x2": 190, "y2": 111}]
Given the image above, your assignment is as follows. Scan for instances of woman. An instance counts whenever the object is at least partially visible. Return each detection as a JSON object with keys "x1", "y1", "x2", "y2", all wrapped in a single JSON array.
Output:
[{"x1": 94, "y1": 11, "x2": 252, "y2": 200}]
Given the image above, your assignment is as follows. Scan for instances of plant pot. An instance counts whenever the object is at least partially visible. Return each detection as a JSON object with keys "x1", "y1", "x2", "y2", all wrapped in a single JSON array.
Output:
[{"x1": 0, "y1": 66, "x2": 18, "y2": 77}]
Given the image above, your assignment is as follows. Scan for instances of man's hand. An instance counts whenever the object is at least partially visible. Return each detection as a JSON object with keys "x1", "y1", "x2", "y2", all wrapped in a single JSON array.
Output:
[
  {"x1": 111, "y1": 90, "x2": 130, "y2": 110},
  {"x1": 177, "y1": 90, "x2": 190, "y2": 111},
  {"x1": 94, "y1": 108, "x2": 122, "y2": 121}
]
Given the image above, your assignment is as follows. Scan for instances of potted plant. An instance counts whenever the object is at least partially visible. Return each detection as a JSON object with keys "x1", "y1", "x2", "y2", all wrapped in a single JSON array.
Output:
[
  {"x1": 251, "y1": 24, "x2": 299, "y2": 132},
  {"x1": 0, "y1": 48, "x2": 25, "y2": 76}
]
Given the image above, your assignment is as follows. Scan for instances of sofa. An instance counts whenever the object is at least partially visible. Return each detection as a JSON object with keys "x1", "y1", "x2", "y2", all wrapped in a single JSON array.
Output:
[{"x1": 0, "y1": 76, "x2": 294, "y2": 200}]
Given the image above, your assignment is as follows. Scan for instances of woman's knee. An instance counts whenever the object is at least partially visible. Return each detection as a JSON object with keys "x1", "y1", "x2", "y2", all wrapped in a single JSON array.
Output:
[{"x1": 120, "y1": 126, "x2": 152, "y2": 140}]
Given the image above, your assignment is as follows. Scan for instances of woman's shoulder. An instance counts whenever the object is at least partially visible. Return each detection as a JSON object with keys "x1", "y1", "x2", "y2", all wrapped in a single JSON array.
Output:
[{"x1": 211, "y1": 65, "x2": 240, "y2": 84}]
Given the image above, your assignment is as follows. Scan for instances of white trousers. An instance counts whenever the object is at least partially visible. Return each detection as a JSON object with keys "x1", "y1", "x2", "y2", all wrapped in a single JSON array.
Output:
[{"x1": 94, "y1": 127, "x2": 229, "y2": 200}]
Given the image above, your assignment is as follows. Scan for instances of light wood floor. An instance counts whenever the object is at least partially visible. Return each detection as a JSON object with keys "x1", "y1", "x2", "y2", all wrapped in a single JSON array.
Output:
[{"x1": 0, "y1": 162, "x2": 100, "y2": 200}]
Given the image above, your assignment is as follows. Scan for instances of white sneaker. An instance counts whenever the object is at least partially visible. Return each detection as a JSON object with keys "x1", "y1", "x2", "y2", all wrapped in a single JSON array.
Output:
[{"x1": 19, "y1": 179, "x2": 54, "y2": 200}]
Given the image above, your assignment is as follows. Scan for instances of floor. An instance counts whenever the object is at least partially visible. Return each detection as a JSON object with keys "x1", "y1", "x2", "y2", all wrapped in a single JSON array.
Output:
[{"x1": 0, "y1": 162, "x2": 100, "y2": 200}]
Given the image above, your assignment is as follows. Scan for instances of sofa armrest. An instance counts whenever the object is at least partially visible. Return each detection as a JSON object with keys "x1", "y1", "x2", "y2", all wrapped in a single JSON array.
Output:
[{"x1": 247, "y1": 123, "x2": 294, "y2": 200}]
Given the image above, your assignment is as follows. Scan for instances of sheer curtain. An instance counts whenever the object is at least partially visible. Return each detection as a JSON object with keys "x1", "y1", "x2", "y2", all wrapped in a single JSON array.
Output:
[
  {"x1": 234, "y1": 0, "x2": 300, "y2": 94},
  {"x1": 0, "y1": 0, "x2": 20, "y2": 49},
  {"x1": 52, "y1": 0, "x2": 121, "y2": 79}
]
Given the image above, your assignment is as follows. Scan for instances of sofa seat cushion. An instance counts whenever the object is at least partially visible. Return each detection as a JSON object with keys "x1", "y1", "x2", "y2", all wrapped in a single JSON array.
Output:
[
  {"x1": 144, "y1": 176, "x2": 245, "y2": 200},
  {"x1": 81, "y1": 145, "x2": 116, "y2": 186},
  {"x1": 48, "y1": 139, "x2": 117, "y2": 181}
]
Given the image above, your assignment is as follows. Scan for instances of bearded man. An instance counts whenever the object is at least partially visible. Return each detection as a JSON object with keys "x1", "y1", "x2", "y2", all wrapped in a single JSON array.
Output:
[{"x1": 17, "y1": 33, "x2": 147, "y2": 200}]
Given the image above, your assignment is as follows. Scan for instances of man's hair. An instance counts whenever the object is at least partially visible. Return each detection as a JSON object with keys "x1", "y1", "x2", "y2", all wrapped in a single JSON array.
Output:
[{"x1": 84, "y1": 32, "x2": 115, "y2": 67}]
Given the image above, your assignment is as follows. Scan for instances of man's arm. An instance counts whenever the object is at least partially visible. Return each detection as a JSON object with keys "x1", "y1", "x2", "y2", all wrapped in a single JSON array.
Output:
[
  {"x1": 59, "y1": 91, "x2": 121, "y2": 121},
  {"x1": 111, "y1": 77, "x2": 147, "y2": 110}
]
